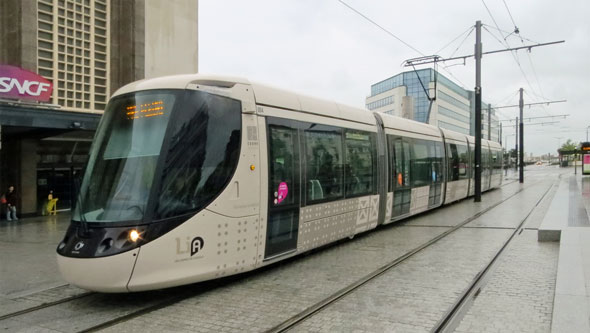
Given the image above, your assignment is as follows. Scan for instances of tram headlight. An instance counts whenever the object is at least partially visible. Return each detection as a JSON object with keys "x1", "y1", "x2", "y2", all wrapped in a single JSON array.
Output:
[{"x1": 128, "y1": 229, "x2": 141, "y2": 242}]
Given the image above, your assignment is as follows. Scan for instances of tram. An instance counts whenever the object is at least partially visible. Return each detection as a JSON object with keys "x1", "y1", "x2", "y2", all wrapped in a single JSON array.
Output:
[{"x1": 56, "y1": 74, "x2": 502, "y2": 292}]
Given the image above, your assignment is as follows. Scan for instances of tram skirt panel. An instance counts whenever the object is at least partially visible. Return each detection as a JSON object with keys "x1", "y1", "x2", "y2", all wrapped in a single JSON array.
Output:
[{"x1": 297, "y1": 195, "x2": 379, "y2": 253}]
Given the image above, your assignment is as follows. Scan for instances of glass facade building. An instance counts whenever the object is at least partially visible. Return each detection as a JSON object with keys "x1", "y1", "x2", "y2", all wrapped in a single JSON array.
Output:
[
  {"x1": 367, "y1": 69, "x2": 499, "y2": 142},
  {"x1": 370, "y1": 69, "x2": 434, "y2": 123}
]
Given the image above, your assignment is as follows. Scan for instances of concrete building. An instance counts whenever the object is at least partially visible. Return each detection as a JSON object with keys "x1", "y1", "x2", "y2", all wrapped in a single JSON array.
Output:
[
  {"x1": 0, "y1": 0, "x2": 198, "y2": 217},
  {"x1": 366, "y1": 69, "x2": 500, "y2": 142}
]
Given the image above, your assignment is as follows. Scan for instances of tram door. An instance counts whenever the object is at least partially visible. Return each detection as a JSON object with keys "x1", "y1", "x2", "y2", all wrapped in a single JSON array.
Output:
[
  {"x1": 265, "y1": 125, "x2": 301, "y2": 259},
  {"x1": 391, "y1": 136, "x2": 411, "y2": 217}
]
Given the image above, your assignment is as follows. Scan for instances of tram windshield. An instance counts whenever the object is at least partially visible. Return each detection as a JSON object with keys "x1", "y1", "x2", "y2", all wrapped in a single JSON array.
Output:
[{"x1": 73, "y1": 89, "x2": 242, "y2": 224}]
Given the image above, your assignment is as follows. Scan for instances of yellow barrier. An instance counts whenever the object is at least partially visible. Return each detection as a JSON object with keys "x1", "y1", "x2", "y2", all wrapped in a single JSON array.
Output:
[{"x1": 46, "y1": 198, "x2": 59, "y2": 215}]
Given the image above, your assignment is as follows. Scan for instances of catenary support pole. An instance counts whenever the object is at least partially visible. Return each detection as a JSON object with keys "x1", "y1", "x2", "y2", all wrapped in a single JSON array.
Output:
[
  {"x1": 519, "y1": 88, "x2": 524, "y2": 183},
  {"x1": 515, "y1": 117, "x2": 518, "y2": 171},
  {"x1": 474, "y1": 20, "x2": 482, "y2": 202},
  {"x1": 488, "y1": 103, "x2": 491, "y2": 140}
]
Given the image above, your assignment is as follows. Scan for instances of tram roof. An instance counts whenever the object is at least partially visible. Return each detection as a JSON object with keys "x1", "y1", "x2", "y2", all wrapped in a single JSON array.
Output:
[
  {"x1": 112, "y1": 74, "x2": 503, "y2": 147},
  {"x1": 113, "y1": 74, "x2": 377, "y2": 126}
]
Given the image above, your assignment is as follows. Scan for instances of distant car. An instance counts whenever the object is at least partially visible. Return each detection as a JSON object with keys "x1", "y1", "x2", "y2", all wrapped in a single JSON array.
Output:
[{"x1": 535, "y1": 161, "x2": 543, "y2": 166}]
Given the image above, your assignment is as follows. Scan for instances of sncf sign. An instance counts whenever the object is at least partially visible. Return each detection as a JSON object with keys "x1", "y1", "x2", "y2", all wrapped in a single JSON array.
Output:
[{"x1": 0, "y1": 65, "x2": 53, "y2": 102}]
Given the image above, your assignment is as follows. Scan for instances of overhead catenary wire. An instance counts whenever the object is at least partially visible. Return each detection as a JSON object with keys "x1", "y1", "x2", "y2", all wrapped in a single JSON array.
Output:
[
  {"x1": 480, "y1": 0, "x2": 546, "y2": 103},
  {"x1": 336, "y1": 0, "x2": 424, "y2": 56},
  {"x1": 502, "y1": 0, "x2": 518, "y2": 31},
  {"x1": 499, "y1": 0, "x2": 548, "y2": 100},
  {"x1": 483, "y1": 24, "x2": 539, "y2": 44},
  {"x1": 434, "y1": 25, "x2": 475, "y2": 55},
  {"x1": 481, "y1": 26, "x2": 544, "y2": 103},
  {"x1": 447, "y1": 26, "x2": 476, "y2": 59},
  {"x1": 437, "y1": 26, "x2": 476, "y2": 90},
  {"x1": 483, "y1": 28, "x2": 550, "y2": 117},
  {"x1": 502, "y1": 0, "x2": 547, "y2": 99},
  {"x1": 523, "y1": 90, "x2": 553, "y2": 117},
  {"x1": 336, "y1": 0, "x2": 470, "y2": 91},
  {"x1": 481, "y1": 0, "x2": 504, "y2": 39},
  {"x1": 491, "y1": 90, "x2": 520, "y2": 119},
  {"x1": 499, "y1": 114, "x2": 569, "y2": 122}
]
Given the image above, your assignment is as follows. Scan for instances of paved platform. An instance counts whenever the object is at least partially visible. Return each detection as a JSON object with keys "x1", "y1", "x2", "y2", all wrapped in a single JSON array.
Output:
[
  {"x1": 548, "y1": 173, "x2": 590, "y2": 333},
  {"x1": 0, "y1": 165, "x2": 588, "y2": 332},
  {"x1": 0, "y1": 213, "x2": 70, "y2": 298}
]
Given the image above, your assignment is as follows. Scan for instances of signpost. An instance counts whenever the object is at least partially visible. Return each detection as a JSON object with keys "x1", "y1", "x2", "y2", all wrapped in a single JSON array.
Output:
[{"x1": 0, "y1": 65, "x2": 53, "y2": 102}]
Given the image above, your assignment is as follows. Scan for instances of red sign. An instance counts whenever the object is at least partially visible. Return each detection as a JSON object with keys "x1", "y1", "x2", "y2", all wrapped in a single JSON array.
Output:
[{"x1": 0, "y1": 65, "x2": 53, "y2": 102}]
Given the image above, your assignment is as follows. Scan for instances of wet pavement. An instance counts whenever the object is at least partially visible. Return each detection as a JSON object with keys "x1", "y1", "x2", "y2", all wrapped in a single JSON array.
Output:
[
  {"x1": 1, "y1": 165, "x2": 587, "y2": 332},
  {"x1": 0, "y1": 214, "x2": 70, "y2": 298}
]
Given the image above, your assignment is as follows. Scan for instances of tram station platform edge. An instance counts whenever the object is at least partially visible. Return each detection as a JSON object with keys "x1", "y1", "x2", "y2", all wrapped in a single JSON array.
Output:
[{"x1": 539, "y1": 173, "x2": 590, "y2": 332}]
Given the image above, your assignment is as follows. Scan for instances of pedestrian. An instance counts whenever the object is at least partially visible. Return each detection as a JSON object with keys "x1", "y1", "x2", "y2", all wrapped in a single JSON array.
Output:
[{"x1": 5, "y1": 185, "x2": 18, "y2": 221}]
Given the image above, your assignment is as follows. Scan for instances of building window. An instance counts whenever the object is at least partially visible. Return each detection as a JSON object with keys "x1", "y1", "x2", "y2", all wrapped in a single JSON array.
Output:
[
  {"x1": 37, "y1": 0, "x2": 109, "y2": 112},
  {"x1": 366, "y1": 96, "x2": 394, "y2": 110}
]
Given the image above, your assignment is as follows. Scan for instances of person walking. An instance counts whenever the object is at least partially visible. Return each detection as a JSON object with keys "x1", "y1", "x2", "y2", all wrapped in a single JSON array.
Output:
[{"x1": 5, "y1": 186, "x2": 18, "y2": 221}]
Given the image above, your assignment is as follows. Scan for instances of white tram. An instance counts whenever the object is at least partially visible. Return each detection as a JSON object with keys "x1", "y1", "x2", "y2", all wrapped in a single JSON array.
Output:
[{"x1": 56, "y1": 75, "x2": 502, "y2": 292}]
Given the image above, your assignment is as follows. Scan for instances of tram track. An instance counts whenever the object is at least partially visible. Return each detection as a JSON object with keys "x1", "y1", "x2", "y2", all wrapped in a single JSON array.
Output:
[
  {"x1": 264, "y1": 179, "x2": 553, "y2": 333},
  {"x1": 77, "y1": 181, "x2": 530, "y2": 332},
  {"x1": 0, "y1": 282, "x2": 224, "y2": 332},
  {"x1": 0, "y1": 284, "x2": 93, "y2": 321},
  {"x1": 0, "y1": 178, "x2": 539, "y2": 332},
  {"x1": 432, "y1": 181, "x2": 554, "y2": 332},
  {"x1": 72, "y1": 180, "x2": 539, "y2": 332}
]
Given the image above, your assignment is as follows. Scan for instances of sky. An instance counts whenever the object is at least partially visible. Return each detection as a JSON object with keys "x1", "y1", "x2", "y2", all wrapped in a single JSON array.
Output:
[{"x1": 198, "y1": 0, "x2": 590, "y2": 156}]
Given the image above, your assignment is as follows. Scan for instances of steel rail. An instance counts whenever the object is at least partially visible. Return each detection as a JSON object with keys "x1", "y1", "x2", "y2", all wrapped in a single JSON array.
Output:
[
  {"x1": 0, "y1": 287, "x2": 94, "y2": 321},
  {"x1": 265, "y1": 180, "x2": 533, "y2": 333},
  {"x1": 432, "y1": 180, "x2": 555, "y2": 332}
]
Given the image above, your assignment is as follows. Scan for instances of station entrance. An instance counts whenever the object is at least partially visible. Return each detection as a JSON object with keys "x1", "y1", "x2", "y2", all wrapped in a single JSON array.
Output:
[{"x1": 0, "y1": 101, "x2": 100, "y2": 218}]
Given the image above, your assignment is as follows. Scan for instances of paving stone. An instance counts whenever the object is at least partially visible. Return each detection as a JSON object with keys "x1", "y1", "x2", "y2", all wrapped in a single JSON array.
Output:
[
  {"x1": 0, "y1": 214, "x2": 70, "y2": 298},
  {"x1": 290, "y1": 228, "x2": 512, "y2": 333},
  {"x1": 1, "y1": 168, "x2": 567, "y2": 332},
  {"x1": 454, "y1": 230, "x2": 559, "y2": 333}
]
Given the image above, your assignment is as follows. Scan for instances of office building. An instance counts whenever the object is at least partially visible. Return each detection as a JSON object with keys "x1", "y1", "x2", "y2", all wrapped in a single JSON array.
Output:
[
  {"x1": 0, "y1": 0, "x2": 198, "y2": 216},
  {"x1": 366, "y1": 69, "x2": 499, "y2": 142}
]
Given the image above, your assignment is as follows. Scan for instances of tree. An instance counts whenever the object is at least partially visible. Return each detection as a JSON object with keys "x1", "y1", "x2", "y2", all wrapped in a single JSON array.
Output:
[{"x1": 560, "y1": 139, "x2": 577, "y2": 151}]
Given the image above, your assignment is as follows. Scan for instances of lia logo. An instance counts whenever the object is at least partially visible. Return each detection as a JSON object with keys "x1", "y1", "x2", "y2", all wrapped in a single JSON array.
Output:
[
  {"x1": 175, "y1": 236, "x2": 205, "y2": 257},
  {"x1": 74, "y1": 241, "x2": 84, "y2": 251},
  {"x1": 191, "y1": 237, "x2": 204, "y2": 256}
]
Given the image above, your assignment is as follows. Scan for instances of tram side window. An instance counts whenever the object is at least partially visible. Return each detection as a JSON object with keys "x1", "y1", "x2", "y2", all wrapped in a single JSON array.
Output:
[
  {"x1": 457, "y1": 145, "x2": 469, "y2": 180},
  {"x1": 402, "y1": 141, "x2": 411, "y2": 185},
  {"x1": 447, "y1": 144, "x2": 460, "y2": 181},
  {"x1": 482, "y1": 148, "x2": 490, "y2": 176},
  {"x1": 390, "y1": 135, "x2": 411, "y2": 217},
  {"x1": 493, "y1": 150, "x2": 502, "y2": 174},
  {"x1": 432, "y1": 141, "x2": 444, "y2": 184},
  {"x1": 344, "y1": 131, "x2": 375, "y2": 197},
  {"x1": 470, "y1": 146, "x2": 475, "y2": 179},
  {"x1": 390, "y1": 136, "x2": 410, "y2": 190},
  {"x1": 429, "y1": 141, "x2": 444, "y2": 206},
  {"x1": 269, "y1": 126, "x2": 297, "y2": 206},
  {"x1": 410, "y1": 139, "x2": 433, "y2": 187},
  {"x1": 305, "y1": 129, "x2": 344, "y2": 203}
]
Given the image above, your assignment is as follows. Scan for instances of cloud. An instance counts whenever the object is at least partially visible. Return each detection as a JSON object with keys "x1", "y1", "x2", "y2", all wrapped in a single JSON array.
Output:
[{"x1": 199, "y1": 0, "x2": 589, "y2": 154}]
